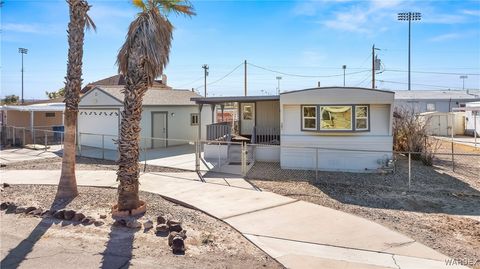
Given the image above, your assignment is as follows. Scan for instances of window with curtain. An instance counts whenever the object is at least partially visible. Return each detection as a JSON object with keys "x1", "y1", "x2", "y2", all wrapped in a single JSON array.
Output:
[
  {"x1": 320, "y1": 106, "x2": 352, "y2": 130},
  {"x1": 302, "y1": 106, "x2": 317, "y2": 130}
]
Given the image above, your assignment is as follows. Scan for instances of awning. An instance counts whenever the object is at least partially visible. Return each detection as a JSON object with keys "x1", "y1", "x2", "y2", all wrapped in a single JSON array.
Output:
[{"x1": 1, "y1": 103, "x2": 65, "y2": 112}]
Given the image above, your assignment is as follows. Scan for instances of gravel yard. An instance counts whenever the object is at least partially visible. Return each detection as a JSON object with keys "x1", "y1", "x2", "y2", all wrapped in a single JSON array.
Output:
[
  {"x1": 0, "y1": 185, "x2": 282, "y2": 269},
  {"x1": 248, "y1": 153, "x2": 480, "y2": 263}
]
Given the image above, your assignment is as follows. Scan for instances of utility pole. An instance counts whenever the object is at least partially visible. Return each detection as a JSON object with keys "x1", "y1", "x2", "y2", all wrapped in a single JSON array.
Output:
[
  {"x1": 342, "y1": 65, "x2": 346, "y2": 87},
  {"x1": 276, "y1": 76, "x2": 282, "y2": 94},
  {"x1": 460, "y1": 75, "x2": 468, "y2": 90},
  {"x1": 18, "y1": 48, "x2": 28, "y2": 104},
  {"x1": 398, "y1": 12, "x2": 422, "y2": 91},
  {"x1": 244, "y1": 60, "x2": 247, "y2": 96},
  {"x1": 372, "y1": 44, "x2": 380, "y2": 89},
  {"x1": 202, "y1": 64, "x2": 209, "y2": 97}
]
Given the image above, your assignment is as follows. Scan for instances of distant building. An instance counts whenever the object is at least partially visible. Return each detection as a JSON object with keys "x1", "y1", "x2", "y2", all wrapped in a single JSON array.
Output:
[
  {"x1": 393, "y1": 90, "x2": 480, "y2": 113},
  {"x1": 81, "y1": 74, "x2": 169, "y2": 94}
]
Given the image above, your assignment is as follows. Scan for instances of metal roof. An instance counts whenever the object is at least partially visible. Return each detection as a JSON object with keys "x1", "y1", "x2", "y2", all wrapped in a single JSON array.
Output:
[
  {"x1": 394, "y1": 90, "x2": 480, "y2": 100},
  {"x1": 281, "y1": 86, "x2": 394, "y2": 95},
  {"x1": 1, "y1": 103, "x2": 65, "y2": 112},
  {"x1": 94, "y1": 86, "x2": 201, "y2": 106},
  {"x1": 191, "y1": 95, "x2": 280, "y2": 104}
]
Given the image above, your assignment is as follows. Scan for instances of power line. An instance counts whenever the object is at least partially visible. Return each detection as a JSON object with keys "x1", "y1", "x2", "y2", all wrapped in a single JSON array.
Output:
[
  {"x1": 383, "y1": 69, "x2": 480, "y2": 76},
  {"x1": 176, "y1": 76, "x2": 203, "y2": 88},
  {"x1": 248, "y1": 62, "x2": 370, "y2": 78},
  {"x1": 195, "y1": 62, "x2": 243, "y2": 90}
]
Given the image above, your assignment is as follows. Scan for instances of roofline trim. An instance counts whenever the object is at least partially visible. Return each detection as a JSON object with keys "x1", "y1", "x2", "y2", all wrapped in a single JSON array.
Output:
[
  {"x1": 281, "y1": 87, "x2": 395, "y2": 95},
  {"x1": 80, "y1": 86, "x2": 124, "y2": 104}
]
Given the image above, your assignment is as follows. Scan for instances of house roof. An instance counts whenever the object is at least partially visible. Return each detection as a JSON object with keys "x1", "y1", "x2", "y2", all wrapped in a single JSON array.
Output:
[
  {"x1": 281, "y1": 86, "x2": 395, "y2": 95},
  {"x1": 95, "y1": 86, "x2": 201, "y2": 106},
  {"x1": 191, "y1": 95, "x2": 280, "y2": 104},
  {"x1": 81, "y1": 74, "x2": 169, "y2": 94},
  {"x1": 394, "y1": 90, "x2": 480, "y2": 100}
]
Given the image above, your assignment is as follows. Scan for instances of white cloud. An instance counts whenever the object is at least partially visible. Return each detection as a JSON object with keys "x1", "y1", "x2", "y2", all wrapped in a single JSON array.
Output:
[
  {"x1": 429, "y1": 33, "x2": 463, "y2": 42},
  {"x1": 462, "y1": 9, "x2": 480, "y2": 16},
  {"x1": 2, "y1": 23, "x2": 44, "y2": 34}
]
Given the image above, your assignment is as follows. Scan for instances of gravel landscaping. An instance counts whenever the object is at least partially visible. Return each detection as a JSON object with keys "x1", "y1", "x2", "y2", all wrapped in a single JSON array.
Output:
[
  {"x1": 248, "y1": 155, "x2": 480, "y2": 263},
  {"x1": 1, "y1": 184, "x2": 282, "y2": 269}
]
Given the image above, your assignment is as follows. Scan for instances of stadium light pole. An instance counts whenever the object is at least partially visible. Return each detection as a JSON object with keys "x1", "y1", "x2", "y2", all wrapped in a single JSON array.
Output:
[
  {"x1": 276, "y1": 76, "x2": 282, "y2": 94},
  {"x1": 398, "y1": 12, "x2": 421, "y2": 91},
  {"x1": 460, "y1": 75, "x2": 468, "y2": 90},
  {"x1": 18, "y1": 48, "x2": 28, "y2": 104}
]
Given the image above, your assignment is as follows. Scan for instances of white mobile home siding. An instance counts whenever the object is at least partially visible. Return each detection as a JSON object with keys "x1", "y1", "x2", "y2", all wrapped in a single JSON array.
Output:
[{"x1": 280, "y1": 88, "x2": 394, "y2": 172}]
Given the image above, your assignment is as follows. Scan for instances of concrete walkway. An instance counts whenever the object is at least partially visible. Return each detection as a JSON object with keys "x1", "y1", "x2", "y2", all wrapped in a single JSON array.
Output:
[{"x1": 0, "y1": 170, "x2": 467, "y2": 269}]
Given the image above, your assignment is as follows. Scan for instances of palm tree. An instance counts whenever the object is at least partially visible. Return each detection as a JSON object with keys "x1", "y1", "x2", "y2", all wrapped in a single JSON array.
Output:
[
  {"x1": 57, "y1": 0, "x2": 95, "y2": 198},
  {"x1": 115, "y1": 0, "x2": 194, "y2": 212}
]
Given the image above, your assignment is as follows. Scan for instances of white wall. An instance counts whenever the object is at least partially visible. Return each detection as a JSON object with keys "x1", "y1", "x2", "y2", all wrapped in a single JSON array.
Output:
[
  {"x1": 256, "y1": 101, "x2": 280, "y2": 129},
  {"x1": 80, "y1": 88, "x2": 122, "y2": 106}
]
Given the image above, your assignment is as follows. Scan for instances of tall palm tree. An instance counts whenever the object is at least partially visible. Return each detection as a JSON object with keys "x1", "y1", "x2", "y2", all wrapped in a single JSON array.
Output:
[
  {"x1": 57, "y1": 0, "x2": 95, "y2": 198},
  {"x1": 116, "y1": 0, "x2": 195, "y2": 211}
]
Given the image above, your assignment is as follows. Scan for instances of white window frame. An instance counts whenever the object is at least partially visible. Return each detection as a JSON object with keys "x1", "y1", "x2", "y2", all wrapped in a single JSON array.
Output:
[
  {"x1": 355, "y1": 105, "x2": 369, "y2": 131},
  {"x1": 319, "y1": 105, "x2": 353, "y2": 131},
  {"x1": 426, "y1": 103, "x2": 436, "y2": 112},
  {"x1": 302, "y1": 106, "x2": 317, "y2": 131},
  {"x1": 190, "y1": 113, "x2": 199, "y2": 126}
]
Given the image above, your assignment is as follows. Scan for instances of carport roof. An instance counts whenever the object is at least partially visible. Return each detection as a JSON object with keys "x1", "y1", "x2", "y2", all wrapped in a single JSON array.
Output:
[
  {"x1": 94, "y1": 86, "x2": 201, "y2": 106},
  {"x1": 1, "y1": 103, "x2": 65, "y2": 112},
  {"x1": 191, "y1": 95, "x2": 280, "y2": 104}
]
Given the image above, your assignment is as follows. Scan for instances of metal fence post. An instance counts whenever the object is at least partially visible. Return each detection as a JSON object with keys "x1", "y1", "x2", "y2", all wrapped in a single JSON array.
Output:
[
  {"x1": 12, "y1": 127, "x2": 15, "y2": 147},
  {"x1": 44, "y1": 131, "x2": 47, "y2": 151},
  {"x1": 315, "y1": 148, "x2": 319, "y2": 180},
  {"x1": 102, "y1": 134, "x2": 105, "y2": 160},
  {"x1": 60, "y1": 132, "x2": 63, "y2": 150},
  {"x1": 143, "y1": 140, "x2": 147, "y2": 172},
  {"x1": 78, "y1": 133, "x2": 82, "y2": 157},
  {"x1": 451, "y1": 142, "x2": 455, "y2": 172},
  {"x1": 22, "y1": 127, "x2": 26, "y2": 147},
  {"x1": 33, "y1": 128, "x2": 36, "y2": 149},
  {"x1": 241, "y1": 142, "x2": 247, "y2": 177},
  {"x1": 195, "y1": 140, "x2": 200, "y2": 172},
  {"x1": 218, "y1": 141, "x2": 221, "y2": 173},
  {"x1": 408, "y1": 152, "x2": 411, "y2": 190}
]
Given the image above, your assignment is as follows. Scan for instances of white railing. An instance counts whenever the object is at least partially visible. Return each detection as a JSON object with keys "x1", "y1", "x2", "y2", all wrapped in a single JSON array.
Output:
[{"x1": 206, "y1": 122, "x2": 231, "y2": 141}]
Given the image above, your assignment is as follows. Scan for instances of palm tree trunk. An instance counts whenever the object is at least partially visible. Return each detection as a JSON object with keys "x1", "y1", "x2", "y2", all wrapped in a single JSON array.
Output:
[
  {"x1": 116, "y1": 39, "x2": 149, "y2": 211},
  {"x1": 57, "y1": 0, "x2": 90, "y2": 198}
]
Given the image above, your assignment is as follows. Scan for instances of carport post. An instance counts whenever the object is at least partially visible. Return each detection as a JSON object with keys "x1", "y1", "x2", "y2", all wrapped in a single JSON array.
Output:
[
  {"x1": 408, "y1": 152, "x2": 411, "y2": 190},
  {"x1": 196, "y1": 104, "x2": 203, "y2": 172},
  {"x1": 451, "y1": 112, "x2": 455, "y2": 172}
]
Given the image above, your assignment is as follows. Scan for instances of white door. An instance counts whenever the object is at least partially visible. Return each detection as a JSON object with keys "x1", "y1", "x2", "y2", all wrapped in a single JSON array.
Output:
[
  {"x1": 240, "y1": 103, "x2": 255, "y2": 135},
  {"x1": 152, "y1": 112, "x2": 167, "y2": 148},
  {"x1": 78, "y1": 109, "x2": 119, "y2": 149}
]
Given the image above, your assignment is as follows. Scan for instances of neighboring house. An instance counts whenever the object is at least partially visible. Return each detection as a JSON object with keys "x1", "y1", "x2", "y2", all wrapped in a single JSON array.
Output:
[
  {"x1": 463, "y1": 101, "x2": 480, "y2": 137},
  {"x1": 81, "y1": 74, "x2": 169, "y2": 94},
  {"x1": 192, "y1": 87, "x2": 395, "y2": 172},
  {"x1": 394, "y1": 90, "x2": 480, "y2": 113},
  {"x1": 418, "y1": 111, "x2": 464, "y2": 137},
  {"x1": 77, "y1": 85, "x2": 210, "y2": 150}
]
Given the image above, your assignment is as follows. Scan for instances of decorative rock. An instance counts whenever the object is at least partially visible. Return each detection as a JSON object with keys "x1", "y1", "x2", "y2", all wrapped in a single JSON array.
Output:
[
  {"x1": 171, "y1": 236, "x2": 185, "y2": 254},
  {"x1": 168, "y1": 230, "x2": 187, "y2": 246},
  {"x1": 169, "y1": 223, "x2": 183, "y2": 233},
  {"x1": 166, "y1": 219, "x2": 181, "y2": 226},
  {"x1": 82, "y1": 216, "x2": 95, "y2": 225},
  {"x1": 156, "y1": 224, "x2": 169, "y2": 233},
  {"x1": 94, "y1": 220, "x2": 104, "y2": 226},
  {"x1": 28, "y1": 208, "x2": 43, "y2": 216},
  {"x1": 126, "y1": 219, "x2": 142, "y2": 229},
  {"x1": 63, "y1": 210, "x2": 76, "y2": 220},
  {"x1": 156, "y1": 215, "x2": 166, "y2": 224},
  {"x1": 42, "y1": 209, "x2": 56, "y2": 217},
  {"x1": 143, "y1": 220, "x2": 154, "y2": 230},
  {"x1": 113, "y1": 219, "x2": 127, "y2": 227},
  {"x1": 73, "y1": 213, "x2": 86, "y2": 222},
  {"x1": 99, "y1": 214, "x2": 107, "y2": 219},
  {"x1": 15, "y1": 207, "x2": 26, "y2": 214},
  {"x1": 5, "y1": 203, "x2": 17, "y2": 213},
  {"x1": 24, "y1": 206, "x2": 37, "y2": 214},
  {"x1": 3, "y1": 183, "x2": 10, "y2": 187},
  {"x1": 1, "y1": 202, "x2": 9, "y2": 210},
  {"x1": 53, "y1": 210, "x2": 65, "y2": 220}
]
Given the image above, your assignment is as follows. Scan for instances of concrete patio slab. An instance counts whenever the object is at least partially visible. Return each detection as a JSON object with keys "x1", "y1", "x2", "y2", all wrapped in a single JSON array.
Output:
[{"x1": 0, "y1": 146, "x2": 62, "y2": 165}]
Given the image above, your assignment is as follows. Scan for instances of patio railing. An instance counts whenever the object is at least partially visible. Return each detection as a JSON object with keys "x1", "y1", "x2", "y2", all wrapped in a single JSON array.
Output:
[
  {"x1": 206, "y1": 122, "x2": 231, "y2": 141},
  {"x1": 252, "y1": 126, "x2": 280, "y2": 145}
]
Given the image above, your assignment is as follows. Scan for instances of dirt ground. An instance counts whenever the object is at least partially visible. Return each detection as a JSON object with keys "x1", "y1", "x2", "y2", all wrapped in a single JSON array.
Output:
[
  {"x1": 0, "y1": 185, "x2": 282, "y2": 269},
  {"x1": 248, "y1": 150, "x2": 480, "y2": 263}
]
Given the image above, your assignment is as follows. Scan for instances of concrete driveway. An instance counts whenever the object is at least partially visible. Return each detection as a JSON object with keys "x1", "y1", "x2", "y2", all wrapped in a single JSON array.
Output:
[
  {"x1": 0, "y1": 170, "x2": 468, "y2": 269},
  {"x1": 0, "y1": 145, "x2": 62, "y2": 165}
]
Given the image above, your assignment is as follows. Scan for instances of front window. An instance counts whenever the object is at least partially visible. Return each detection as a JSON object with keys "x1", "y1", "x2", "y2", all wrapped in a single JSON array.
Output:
[
  {"x1": 190, "y1": 113, "x2": 199, "y2": 125},
  {"x1": 320, "y1": 106, "x2": 352, "y2": 130},
  {"x1": 243, "y1": 105, "x2": 253, "y2": 120},
  {"x1": 302, "y1": 106, "x2": 317, "y2": 130},
  {"x1": 355, "y1": 105, "x2": 368, "y2": 130}
]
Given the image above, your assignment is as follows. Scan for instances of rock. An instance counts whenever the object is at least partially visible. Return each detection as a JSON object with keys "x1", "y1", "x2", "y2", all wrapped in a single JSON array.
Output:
[
  {"x1": 2, "y1": 183, "x2": 10, "y2": 187},
  {"x1": 401, "y1": 191, "x2": 407, "y2": 195},
  {"x1": 82, "y1": 216, "x2": 95, "y2": 225},
  {"x1": 63, "y1": 210, "x2": 76, "y2": 220},
  {"x1": 169, "y1": 223, "x2": 183, "y2": 233},
  {"x1": 5, "y1": 203, "x2": 17, "y2": 214},
  {"x1": 24, "y1": 206, "x2": 37, "y2": 214},
  {"x1": 126, "y1": 219, "x2": 141, "y2": 229},
  {"x1": 99, "y1": 214, "x2": 107, "y2": 219},
  {"x1": 15, "y1": 207, "x2": 26, "y2": 214},
  {"x1": 156, "y1": 215, "x2": 166, "y2": 224},
  {"x1": 143, "y1": 220, "x2": 154, "y2": 230},
  {"x1": 166, "y1": 219, "x2": 181, "y2": 226},
  {"x1": 94, "y1": 220, "x2": 104, "y2": 226},
  {"x1": 156, "y1": 224, "x2": 169, "y2": 233},
  {"x1": 42, "y1": 209, "x2": 56, "y2": 217},
  {"x1": 171, "y1": 236, "x2": 185, "y2": 254},
  {"x1": 53, "y1": 210, "x2": 65, "y2": 220},
  {"x1": 73, "y1": 213, "x2": 86, "y2": 222},
  {"x1": 28, "y1": 208, "x2": 43, "y2": 216},
  {"x1": 168, "y1": 230, "x2": 187, "y2": 246},
  {"x1": 113, "y1": 219, "x2": 127, "y2": 227},
  {"x1": 1, "y1": 202, "x2": 9, "y2": 210}
]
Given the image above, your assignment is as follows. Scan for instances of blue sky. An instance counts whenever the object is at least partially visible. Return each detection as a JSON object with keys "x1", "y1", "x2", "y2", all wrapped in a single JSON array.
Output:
[{"x1": 2, "y1": 0, "x2": 480, "y2": 99}]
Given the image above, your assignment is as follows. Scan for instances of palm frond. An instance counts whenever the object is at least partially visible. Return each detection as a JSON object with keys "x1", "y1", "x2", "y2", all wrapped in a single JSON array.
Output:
[
  {"x1": 154, "y1": 0, "x2": 196, "y2": 17},
  {"x1": 85, "y1": 14, "x2": 97, "y2": 31},
  {"x1": 132, "y1": 0, "x2": 146, "y2": 10}
]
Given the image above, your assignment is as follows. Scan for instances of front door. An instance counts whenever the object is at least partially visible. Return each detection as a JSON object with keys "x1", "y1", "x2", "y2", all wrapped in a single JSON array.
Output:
[
  {"x1": 152, "y1": 112, "x2": 167, "y2": 148},
  {"x1": 240, "y1": 103, "x2": 255, "y2": 136}
]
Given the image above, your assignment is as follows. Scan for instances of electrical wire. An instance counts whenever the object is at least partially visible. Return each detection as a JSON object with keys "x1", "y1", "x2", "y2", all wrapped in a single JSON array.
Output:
[
  {"x1": 376, "y1": 79, "x2": 463, "y2": 90},
  {"x1": 195, "y1": 62, "x2": 244, "y2": 90},
  {"x1": 383, "y1": 69, "x2": 480, "y2": 76},
  {"x1": 176, "y1": 76, "x2": 203, "y2": 88},
  {"x1": 247, "y1": 62, "x2": 370, "y2": 78}
]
